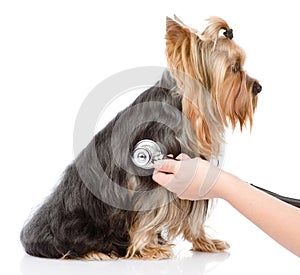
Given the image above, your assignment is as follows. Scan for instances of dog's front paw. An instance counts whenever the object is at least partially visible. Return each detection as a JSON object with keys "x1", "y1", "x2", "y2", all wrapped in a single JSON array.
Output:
[
  {"x1": 192, "y1": 238, "x2": 230, "y2": 253},
  {"x1": 82, "y1": 251, "x2": 118, "y2": 261},
  {"x1": 126, "y1": 244, "x2": 174, "y2": 260}
]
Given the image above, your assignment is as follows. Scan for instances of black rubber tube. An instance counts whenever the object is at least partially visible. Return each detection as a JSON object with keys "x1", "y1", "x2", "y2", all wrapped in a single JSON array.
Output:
[{"x1": 251, "y1": 184, "x2": 300, "y2": 208}]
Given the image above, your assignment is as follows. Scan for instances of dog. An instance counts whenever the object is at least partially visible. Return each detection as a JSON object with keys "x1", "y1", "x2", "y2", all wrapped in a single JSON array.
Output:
[{"x1": 20, "y1": 16, "x2": 261, "y2": 260}]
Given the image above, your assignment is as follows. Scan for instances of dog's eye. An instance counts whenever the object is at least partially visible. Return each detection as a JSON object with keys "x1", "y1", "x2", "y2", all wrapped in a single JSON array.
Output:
[{"x1": 232, "y1": 63, "x2": 240, "y2": 73}]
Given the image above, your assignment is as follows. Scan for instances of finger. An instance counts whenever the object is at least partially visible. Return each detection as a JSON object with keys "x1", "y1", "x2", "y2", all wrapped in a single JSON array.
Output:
[
  {"x1": 175, "y1": 153, "x2": 191, "y2": 161},
  {"x1": 153, "y1": 159, "x2": 180, "y2": 174}
]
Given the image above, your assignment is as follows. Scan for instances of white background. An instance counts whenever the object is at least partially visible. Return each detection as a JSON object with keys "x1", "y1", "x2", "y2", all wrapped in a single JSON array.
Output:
[{"x1": 1, "y1": 0, "x2": 299, "y2": 274}]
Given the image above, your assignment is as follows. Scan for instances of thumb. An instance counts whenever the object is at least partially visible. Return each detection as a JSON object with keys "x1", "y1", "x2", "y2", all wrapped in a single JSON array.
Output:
[
  {"x1": 152, "y1": 159, "x2": 179, "y2": 186},
  {"x1": 153, "y1": 159, "x2": 180, "y2": 174}
]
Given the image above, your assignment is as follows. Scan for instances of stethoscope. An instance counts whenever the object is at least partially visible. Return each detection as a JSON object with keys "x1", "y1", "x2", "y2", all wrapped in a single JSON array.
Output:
[
  {"x1": 132, "y1": 139, "x2": 300, "y2": 208},
  {"x1": 131, "y1": 139, "x2": 165, "y2": 169}
]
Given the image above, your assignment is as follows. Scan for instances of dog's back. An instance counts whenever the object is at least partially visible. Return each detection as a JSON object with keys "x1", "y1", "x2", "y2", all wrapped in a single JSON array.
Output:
[{"x1": 20, "y1": 70, "x2": 187, "y2": 259}]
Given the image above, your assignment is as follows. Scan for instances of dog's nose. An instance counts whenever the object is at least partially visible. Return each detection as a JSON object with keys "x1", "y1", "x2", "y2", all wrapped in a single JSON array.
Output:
[{"x1": 253, "y1": 82, "x2": 262, "y2": 95}]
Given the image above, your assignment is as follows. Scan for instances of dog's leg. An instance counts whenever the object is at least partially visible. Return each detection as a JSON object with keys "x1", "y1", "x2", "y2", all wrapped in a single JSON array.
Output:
[
  {"x1": 125, "y1": 205, "x2": 175, "y2": 260},
  {"x1": 125, "y1": 177, "x2": 176, "y2": 260},
  {"x1": 125, "y1": 229, "x2": 174, "y2": 260},
  {"x1": 182, "y1": 201, "x2": 230, "y2": 253}
]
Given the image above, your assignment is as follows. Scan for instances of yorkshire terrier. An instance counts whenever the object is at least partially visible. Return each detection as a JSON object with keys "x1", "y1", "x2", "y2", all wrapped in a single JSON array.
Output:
[{"x1": 20, "y1": 16, "x2": 261, "y2": 260}]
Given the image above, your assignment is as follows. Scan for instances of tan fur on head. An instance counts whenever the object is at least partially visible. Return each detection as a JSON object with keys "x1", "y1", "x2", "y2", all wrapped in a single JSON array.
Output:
[{"x1": 165, "y1": 16, "x2": 259, "y2": 159}]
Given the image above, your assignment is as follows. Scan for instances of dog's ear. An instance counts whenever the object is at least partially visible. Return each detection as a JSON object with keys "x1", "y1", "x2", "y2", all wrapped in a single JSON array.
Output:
[{"x1": 165, "y1": 16, "x2": 191, "y2": 46}]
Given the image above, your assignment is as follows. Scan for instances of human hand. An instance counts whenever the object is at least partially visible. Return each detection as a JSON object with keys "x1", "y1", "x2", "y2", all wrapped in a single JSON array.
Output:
[{"x1": 152, "y1": 154, "x2": 223, "y2": 200}]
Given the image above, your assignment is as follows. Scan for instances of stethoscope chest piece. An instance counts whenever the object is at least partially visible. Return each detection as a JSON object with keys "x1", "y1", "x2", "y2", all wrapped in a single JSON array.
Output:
[{"x1": 131, "y1": 139, "x2": 164, "y2": 169}]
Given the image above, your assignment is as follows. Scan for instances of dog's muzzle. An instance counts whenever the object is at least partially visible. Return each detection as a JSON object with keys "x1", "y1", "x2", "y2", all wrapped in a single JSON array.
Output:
[{"x1": 132, "y1": 139, "x2": 164, "y2": 169}]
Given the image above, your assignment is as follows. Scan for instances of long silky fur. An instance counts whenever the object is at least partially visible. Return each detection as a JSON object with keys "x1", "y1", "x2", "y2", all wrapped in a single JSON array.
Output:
[
  {"x1": 166, "y1": 16, "x2": 259, "y2": 158},
  {"x1": 20, "y1": 16, "x2": 260, "y2": 260},
  {"x1": 20, "y1": 70, "x2": 225, "y2": 259}
]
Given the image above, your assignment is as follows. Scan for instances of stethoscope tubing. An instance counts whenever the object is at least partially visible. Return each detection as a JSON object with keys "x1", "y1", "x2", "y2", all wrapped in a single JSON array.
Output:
[{"x1": 251, "y1": 184, "x2": 300, "y2": 208}]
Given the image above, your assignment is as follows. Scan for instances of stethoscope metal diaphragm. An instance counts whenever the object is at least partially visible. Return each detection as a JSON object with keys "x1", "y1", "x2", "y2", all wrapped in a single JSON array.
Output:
[{"x1": 131, "y1": 139, "x2": 164, "y2": 169}]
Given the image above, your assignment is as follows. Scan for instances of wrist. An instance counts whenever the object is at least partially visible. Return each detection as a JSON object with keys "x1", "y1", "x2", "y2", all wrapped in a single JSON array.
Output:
[{"x1": 209, "y1": 170, "x2": 242, "y2": 200}]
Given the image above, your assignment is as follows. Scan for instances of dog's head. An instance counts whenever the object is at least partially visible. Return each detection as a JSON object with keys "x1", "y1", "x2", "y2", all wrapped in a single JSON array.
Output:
[{"x1": 165, "y1": 16, "x2": 261, "y2": 157}]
